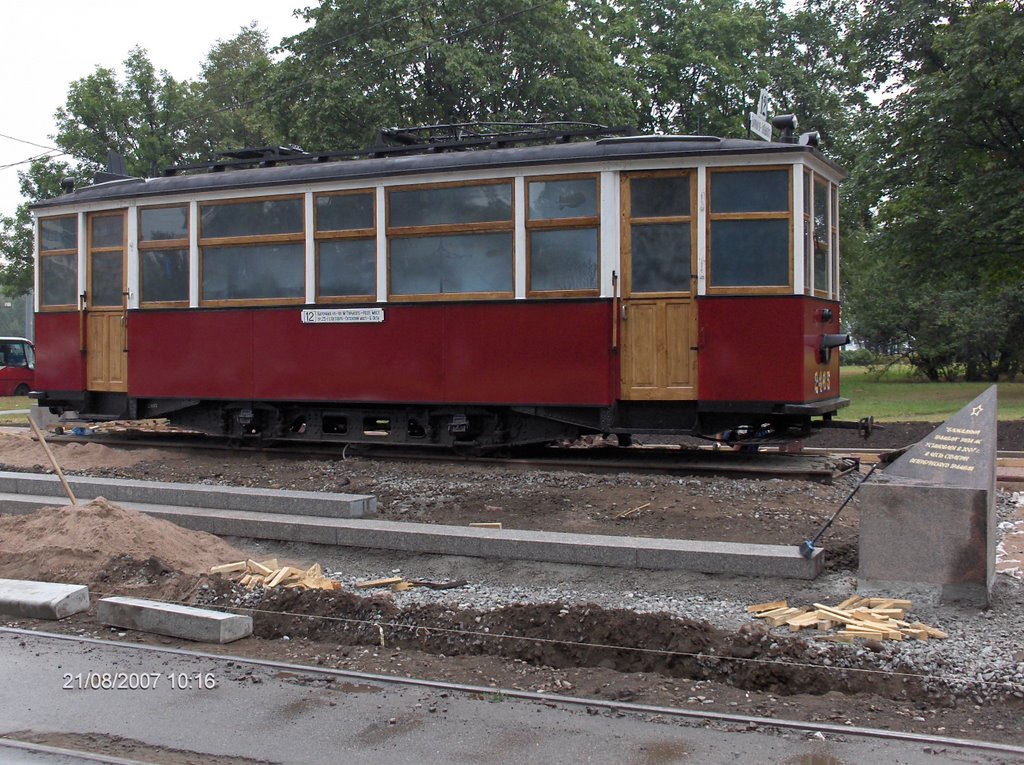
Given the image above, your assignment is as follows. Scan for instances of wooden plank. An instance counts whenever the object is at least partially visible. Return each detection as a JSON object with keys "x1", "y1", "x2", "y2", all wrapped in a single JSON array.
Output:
[
  {"x1": 753, "y1": 605, "x2": 793, "y2": 619},
  {"x1": 812, "y1": 604, "x2": 859, "y2": 626},
  {"x1": 355, "y1": 577, "x2": 404, "y2": 589},
  {"x1": 840, "y1": 628, "x2": 887, "y2": 640},
  {"x1": 746, "y1": 599, "x2": 787, "y2": 614},
  {"x1": 765, "y1": 608, "x2": 805, "y2": 627},
  {"x1": 910, "y1": 622, "x2": 948, "y2": 639},
  {"x1": 867, "y1": 598, "x2": 913, "y2": 609},
  {"x1": 210, "y1": 561, "x2": 248, "y2": 574},
  {"x1": 392, "y1": 581, "x2": 415, "y2": 592},
  {"x1": 266, "y1": 568, "x2": 291, "y2": 588},
  {"x1": 246, "y1": 559, "x2": 275, "y2": 576},
  {"x1": 469, "y1": 522, "x2": 503, "y2": 529},
  {"x1": 816, "y1": 619, "x2": 836, "y2": 631},
  {"x1": 836, "y1": 595, "x2": 864, "y2": 610},
  {"x1": 785, "y1": 612, "x2": 820, "y2": 630}
]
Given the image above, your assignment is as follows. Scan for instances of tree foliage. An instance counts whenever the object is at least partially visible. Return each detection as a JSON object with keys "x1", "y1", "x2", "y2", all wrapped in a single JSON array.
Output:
[
  {"x1": 271, "y1": 0, "x2": 638, "y2": 151},
  {"x1": 846, "y1": 1, "x2": 1024, "y2": 381}
]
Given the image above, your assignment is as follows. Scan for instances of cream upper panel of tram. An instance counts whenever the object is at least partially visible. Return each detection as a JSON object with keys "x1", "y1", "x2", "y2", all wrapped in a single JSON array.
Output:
[{"x1": 34, "y1": 152, "x2": 820, "y2": 309}]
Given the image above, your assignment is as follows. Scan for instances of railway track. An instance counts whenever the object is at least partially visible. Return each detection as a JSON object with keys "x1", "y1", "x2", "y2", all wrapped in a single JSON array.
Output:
[
  {"x1": 35, "y1": 427, "x2": 856, "y2": 482},
  {"x1": 3, "y1": 626, "x2": 1023, "y2": 759}
]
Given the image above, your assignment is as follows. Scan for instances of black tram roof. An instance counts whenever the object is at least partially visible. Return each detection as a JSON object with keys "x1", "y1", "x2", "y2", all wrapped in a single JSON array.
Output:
[{"x1": 31, "y1": 136, "x2": 845, "y2": 212}]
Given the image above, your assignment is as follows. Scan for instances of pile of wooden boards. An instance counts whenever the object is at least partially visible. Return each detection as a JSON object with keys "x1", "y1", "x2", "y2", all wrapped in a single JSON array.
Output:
[
  {"x1": 746, "y1": 595, "x2": 949, "y2": 642},
  {"x1": 210, "y1": 559, "x2": 341, "y2": 591}
]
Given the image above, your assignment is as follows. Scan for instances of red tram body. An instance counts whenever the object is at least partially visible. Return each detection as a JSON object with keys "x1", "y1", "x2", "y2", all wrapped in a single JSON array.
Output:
[{"x1": 31, "y1": 132, "x2": 848, "y2": 446}]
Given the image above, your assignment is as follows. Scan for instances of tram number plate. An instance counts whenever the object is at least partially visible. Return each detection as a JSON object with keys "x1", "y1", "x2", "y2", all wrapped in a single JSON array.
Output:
[{"x1": 301, "y1": 308, "x2": 384, "y2": 324}]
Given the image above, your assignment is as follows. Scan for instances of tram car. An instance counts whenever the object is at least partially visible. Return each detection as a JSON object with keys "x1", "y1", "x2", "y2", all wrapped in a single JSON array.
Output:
[{"x1": 31, "y1": 124, "x2": 849, "y2": 448}]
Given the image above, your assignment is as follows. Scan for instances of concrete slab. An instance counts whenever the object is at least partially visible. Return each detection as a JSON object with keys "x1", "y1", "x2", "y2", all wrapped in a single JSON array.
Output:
[
  {"x1": 0, "y1": 495, "x2": 821, "y2": 579},
  {"x1": 97, "y1": 596, "x2": 252, "y2": 643},
  {"x1": 0, "y1": 578, "x2": 90, "y2": 619},
  {"x1": 0, "y1": 471, "x2": 375, "y2": 518}
]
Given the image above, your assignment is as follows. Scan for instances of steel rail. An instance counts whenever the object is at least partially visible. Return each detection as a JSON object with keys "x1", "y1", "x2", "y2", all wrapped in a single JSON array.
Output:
[
  {"x1": 4, "y1": 626, "x2": 1023, "y2": 757},
  {"x1": 0, "y1": 737, "x2": 157, "y2": 765}
]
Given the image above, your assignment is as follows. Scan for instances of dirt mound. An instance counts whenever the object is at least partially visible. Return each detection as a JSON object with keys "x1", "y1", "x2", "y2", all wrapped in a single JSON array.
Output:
[
  {"x1": 0, "y1": 497, "x2": 243, "y2": 584},
  {"x1": 0, "y1": 431, "x2": 183, "y2": 471},
  {"x1": 250, "y1": 589, "x2": 932, "y2": 702}
]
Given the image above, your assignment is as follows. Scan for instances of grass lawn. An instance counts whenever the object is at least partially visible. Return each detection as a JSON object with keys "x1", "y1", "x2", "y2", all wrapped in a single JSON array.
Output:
[
  {"x1": 837, "y1": 366, "x2": 1024, "y2": 423},
  {"x1": 0, "y1": 396, "x2": 31, "y2": 424}
]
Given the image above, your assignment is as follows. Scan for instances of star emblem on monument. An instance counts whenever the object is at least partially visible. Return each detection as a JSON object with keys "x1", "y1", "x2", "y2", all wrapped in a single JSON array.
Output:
[{"x1": 971, "y1": 405, "x2": 983, "y2": 417}]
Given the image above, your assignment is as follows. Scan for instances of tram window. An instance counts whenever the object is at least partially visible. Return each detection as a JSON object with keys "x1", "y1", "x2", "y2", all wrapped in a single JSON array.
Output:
[
  {"x1": 318, "y1": 239, "x2": 376, "y2": 297},
  {"x1": 389, "y1": 183, "x2": 512, "y2": 228},
  {"x1": 803, "y1": 171, "x2": 812, "y2": 294},
  {"x1": 813, "y1": 177, "x2": 829, "y2": 293},
  {"x1": 140, "y1": 206, "x2": 188, "y2": 241},
  {"x1": 708, "y1": 168, "x2": 792, "y2": 292},
  {"x1": 630, "y1": 176, "x2": 690, "y2": 218},
  {"x1": 39, "y1": 215, "x2": 78, "y2": 309},
  {"x1": 710, "y1": 170, "x2": 789, "y2": 213},
  {"x1": 141, "y1": 248, "x2": 189, "y2": 303},
  {"x1": 528, "y1": 228, "x2": 599, "y2": 292},
  {"x1": 385, "y1": 181, "x2": 513, "y2": 299},
  {"x1": 631, "y1": 223, "x2": 691, "y2": 293},
  {"x1": 201, "y1": 197, "x2": 303, "y2": 239},
  {"x1": 528, "y1": 179, "x2": 597, "y2": 220},
  {"x1": 526, "y1": 176, "x2": 600, "y2": 296},
  {"x1": 40, "y1": 254, "x2": 77, "y2": 307},
  {"x1": 390, "y1": 232, "x2": 513, "y2": 296},
  {"x1": 831, "y1": 185, "x2": 840, "y2": 296},
  {"x1": 710, "y1": 219, "x2": 790, "y2": 287},
  {"x1": 202, "y1": 243, "x2": 305, "y2": 301},
  {"x1": 315, "y1": 191, "x2": 376, "y2": 301},
  {"x1": 40, "y1": 217, "x2": 77, "y2": 252},
  {"x1": 140, "y1": 205, "x2": 189, "y2": 306},
  {"x1": 90, "y1": 250, "x2": 124, "y2": 306},
  {"x1": 316, "y1": 192, "x2": 374, "y2": 232}
]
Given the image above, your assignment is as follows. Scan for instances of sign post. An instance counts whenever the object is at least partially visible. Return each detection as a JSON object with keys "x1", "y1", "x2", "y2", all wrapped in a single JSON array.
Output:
[{"x1": 748, "y1": 88, "x2": 772, "y2": 142}]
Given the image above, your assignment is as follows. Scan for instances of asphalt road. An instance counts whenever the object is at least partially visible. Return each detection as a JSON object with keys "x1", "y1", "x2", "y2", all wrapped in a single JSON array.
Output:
[{"x1": 0, "y1": 630, "x2": 1017, "y2": 765}]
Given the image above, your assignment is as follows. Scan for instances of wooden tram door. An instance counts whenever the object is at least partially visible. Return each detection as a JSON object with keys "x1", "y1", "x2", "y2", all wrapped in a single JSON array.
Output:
[
  {"x1": 619, "y1": 172, "x2": 698, "y2": 400},
  {"x1": 85, "y1": 211, "x2": 128, "y2": 392}
]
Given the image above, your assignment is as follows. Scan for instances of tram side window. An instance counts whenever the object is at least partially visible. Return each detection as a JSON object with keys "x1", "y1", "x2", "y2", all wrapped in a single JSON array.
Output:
[
  {"x1": 38, "y1": 216, "x2": 78, "y2": 309},
  {"x1": 139, "y1": 205, "x2": 189, "y2": 305},
  {"x1": 316, "y1": 191, "x2": 376, "y2": 301},
  {"x1": 199, "y1": 196, "x2": 305, "y2": 304},
  {"x1": 526, "y1": 176, "x2": 599, "y2": 295},
  {"x1": 813, "y1": 176, "x2": 829, "y2": 294},
  {"x1": 708, "y1": 168, "x2": 791, "y2": 291},
  {"x1": 387, "y1": 181, "x2": 514, "y2": 298}
]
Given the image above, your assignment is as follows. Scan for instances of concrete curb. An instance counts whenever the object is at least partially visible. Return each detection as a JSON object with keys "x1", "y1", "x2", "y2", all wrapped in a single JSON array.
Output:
[
  {"x1": 97, "y1": 596, "x2": 253, "y2": 643},
  {"x1": 0, "y1": 578, "x2": 90, "y2": 619},
  {"x1": 0, "y1": 470, "x2": 375, "y2": 518},
  {"x1": 0, "y1": 493, "x2": 823, "y2": 579}
]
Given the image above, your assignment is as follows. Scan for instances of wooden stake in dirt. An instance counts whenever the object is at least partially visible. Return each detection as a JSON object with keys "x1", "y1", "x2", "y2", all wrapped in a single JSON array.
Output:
[{"x1": 27, "y1": 415, "x2": 77, "y2": 505}]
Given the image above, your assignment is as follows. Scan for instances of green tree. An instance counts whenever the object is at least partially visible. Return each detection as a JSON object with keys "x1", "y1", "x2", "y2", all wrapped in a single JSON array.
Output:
[
  {"x1": 272, "y1": 0, "x2": 637, "y2": 151},
  {"x1": 846, "y1": 2, "x2": 1024, "y2": 380},
  {"x1": 191, "y1": 23, "x2": 286, "y2": 154},
  {"x1": 54, "y1": 47, "x2": 201, "y2": 177}
]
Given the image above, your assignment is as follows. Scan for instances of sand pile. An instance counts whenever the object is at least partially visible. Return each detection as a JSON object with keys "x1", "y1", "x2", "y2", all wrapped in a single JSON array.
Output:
[
  {"x1": 0, "y1": 497, "x2": 244, "y2": 583},
  {"x1": 0, "y1": 431, "x2": 183, "y2": 471}
]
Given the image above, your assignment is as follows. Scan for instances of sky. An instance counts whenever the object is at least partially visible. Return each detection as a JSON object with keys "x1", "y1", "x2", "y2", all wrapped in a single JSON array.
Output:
[{"x1": 0, "y1": 0, "x2": 311, "y2": 216}]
